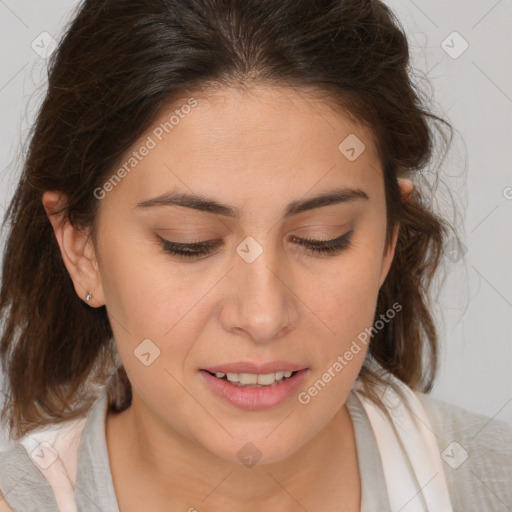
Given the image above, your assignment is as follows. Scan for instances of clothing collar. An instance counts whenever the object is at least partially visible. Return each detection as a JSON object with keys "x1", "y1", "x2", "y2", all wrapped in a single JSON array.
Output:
[
  {"x1": 74, "y1": 387, "x2": 389, "y2": 511},
  {"x1": 75, "y1": 389, "x2": 120, "y2": 511}
]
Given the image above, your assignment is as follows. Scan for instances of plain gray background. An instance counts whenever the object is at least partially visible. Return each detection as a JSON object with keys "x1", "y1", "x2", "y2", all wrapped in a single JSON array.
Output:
[{"x1": 0, "y1": 0, "x2": 511, "y2": 451}]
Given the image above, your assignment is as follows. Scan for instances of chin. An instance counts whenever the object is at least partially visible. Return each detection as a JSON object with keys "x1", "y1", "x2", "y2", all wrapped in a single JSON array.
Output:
[{"x1": 205, "y1": 434, "x2": 304, "y2": 468}]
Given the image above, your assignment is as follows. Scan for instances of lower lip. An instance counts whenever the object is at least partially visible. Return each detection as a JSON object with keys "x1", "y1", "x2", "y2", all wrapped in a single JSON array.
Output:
[{"x1": 199, "y1": 369, "x2": 309, "y2": 410}]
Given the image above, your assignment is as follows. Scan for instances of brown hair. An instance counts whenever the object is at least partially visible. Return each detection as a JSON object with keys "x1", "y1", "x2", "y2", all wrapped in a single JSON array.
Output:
[{"x1": 1, "y1": 0, "x2": 456, "y2": 440}]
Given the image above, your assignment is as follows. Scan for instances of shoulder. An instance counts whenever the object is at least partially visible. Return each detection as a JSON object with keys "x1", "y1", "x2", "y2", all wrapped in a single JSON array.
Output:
[
  {"x1": 416, "y1": 392, "x2": 512, "y2": 511},
  {"x1": 0, "y1": 414, "x2": 89, "y2": 512},
  {"x1": 0, "y1": 443, "x2": 59, "y2": 510},
  {"x1": 0, "y1": 390, "x2": 109, "y2": 511},
  {"x1": 0, "y1": 443, "x2": 51, "y2": 511},
  {"x1": 417, "y1": 392, "x2": 512, "y2": 454}
]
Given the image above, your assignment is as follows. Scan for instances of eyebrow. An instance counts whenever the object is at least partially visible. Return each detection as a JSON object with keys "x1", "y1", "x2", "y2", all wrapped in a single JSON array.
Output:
[{"x1": 135, "y1": 187, "x2": 369, "y2": 218}]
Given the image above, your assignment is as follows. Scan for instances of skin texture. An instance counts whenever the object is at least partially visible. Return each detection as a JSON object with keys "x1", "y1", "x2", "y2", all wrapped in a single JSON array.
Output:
[{"x1": 43, "y1": 85, "x2": 413, "y2": 511}]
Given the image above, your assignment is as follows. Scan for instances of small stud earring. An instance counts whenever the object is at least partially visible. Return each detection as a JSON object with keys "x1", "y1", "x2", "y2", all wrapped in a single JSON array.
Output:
[{"x1": 86, "y1": 292, "x2": 93, "y2": 301}]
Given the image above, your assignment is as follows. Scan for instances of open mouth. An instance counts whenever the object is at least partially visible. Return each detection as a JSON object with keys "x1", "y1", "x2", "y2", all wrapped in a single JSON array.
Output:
[
  {"x1": 200, "y1": 368, "x2": 309, "y2": 410},
  {"x1": 203, "y1": 370, "x2": 299, "y2": 388}
]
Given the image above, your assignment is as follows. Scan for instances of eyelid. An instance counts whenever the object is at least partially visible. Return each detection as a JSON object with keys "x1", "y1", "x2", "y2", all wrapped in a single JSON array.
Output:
[
  {"x1": 157, "y1": 230, "x2": 354, "y2": 260},
  {"x1": 157, "y1": 235, "x2": 219, "y2": 245},
  {"x1": 288, "y1": 230, "x2": 353, "y2": 245},
  {"x1": 157, "y1": 231, "x2": 351, "y2": 247},
  {"x1": 156, "y1": 234, "x2": 221, "y2": 250}
]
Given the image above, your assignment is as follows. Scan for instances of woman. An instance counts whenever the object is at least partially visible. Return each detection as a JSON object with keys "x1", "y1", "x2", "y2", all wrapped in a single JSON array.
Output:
[{"x1": 0, "y1": 0, "x2": 510, "y2": 511}]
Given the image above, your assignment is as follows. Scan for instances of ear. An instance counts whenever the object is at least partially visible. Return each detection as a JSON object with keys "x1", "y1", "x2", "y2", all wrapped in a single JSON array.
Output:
[
  {"x1": 397, "y1": 177, "x2": 414, "y2": 202},
  {"x1": 42, "y1": 191, "x2": 105, "y2": 307},
  {"x1": 378, "y1": 178, "x2": 414, "y2": 287}
]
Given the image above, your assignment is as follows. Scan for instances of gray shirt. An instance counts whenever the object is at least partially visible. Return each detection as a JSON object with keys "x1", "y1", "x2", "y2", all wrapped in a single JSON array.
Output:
[{"x1": 0, "y1": 388, "x2": 511, "y2": 511}]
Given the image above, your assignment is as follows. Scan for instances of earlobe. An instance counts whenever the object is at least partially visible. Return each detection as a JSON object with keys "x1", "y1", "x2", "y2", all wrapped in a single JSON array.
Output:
[{"x1": 42, "y1": 191, "x2": 105, "y2": 307}]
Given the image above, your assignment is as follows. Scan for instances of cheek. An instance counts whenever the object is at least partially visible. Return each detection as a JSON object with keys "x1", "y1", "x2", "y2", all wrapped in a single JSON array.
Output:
[
  {"x1": 305, "y1": 235, "x2": 384, "y2": 378},
  {"x1": 97, "y1": 229, "x2": 217, "y2": 378},
  {"x1": 308, "y1": 280, "x2": 377, "y2": 387},
  {"x1": 97, "y1": 224, "x2": 191, "y2": 334},
  {"x1": 321, "y1": 252, "x2": 382, "y2": 332},
  {"x1": 296, "y1": 259, "x2": 382, "y2": 412}
]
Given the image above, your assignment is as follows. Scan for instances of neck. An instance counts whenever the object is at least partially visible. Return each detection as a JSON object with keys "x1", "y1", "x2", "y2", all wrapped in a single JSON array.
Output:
[{"x1": 106, "y1": 394, "x2": 361, "y2": 511}]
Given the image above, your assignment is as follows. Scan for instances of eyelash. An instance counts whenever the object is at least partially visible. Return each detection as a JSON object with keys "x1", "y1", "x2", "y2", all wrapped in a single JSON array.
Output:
[{"x1": 159, "y1": 230, "x2": 354, "y2": 260}]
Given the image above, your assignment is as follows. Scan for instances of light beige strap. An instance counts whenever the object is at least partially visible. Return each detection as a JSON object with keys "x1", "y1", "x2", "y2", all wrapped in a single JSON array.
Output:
[
  {"x1": 353, "y1": 379, "x2": 454, "y2": 512},
  {"x1": 19, "y1": 417, "x2": 87, "y2": 512}
]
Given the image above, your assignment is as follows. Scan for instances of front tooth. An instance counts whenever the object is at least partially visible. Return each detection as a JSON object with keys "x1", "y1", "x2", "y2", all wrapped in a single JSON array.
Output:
[
  {"x1": 275, "y1": 371, "x2": 284, "y2": 381},
  {"x1": 215, "y1": 372, "x2": 226, "y2": 378},
  {"x1": 257, "y1": 373, "x2": 277, "y2": 385},
  {"x1": 226, "y1": 372, "x2": 240, "y2": 382},
  {"x1": 238, "y1": 373, "x2": 258, "y2": 385},
  {"x1": 283, "y1": 371, "x2": 293, "y2": 378}
]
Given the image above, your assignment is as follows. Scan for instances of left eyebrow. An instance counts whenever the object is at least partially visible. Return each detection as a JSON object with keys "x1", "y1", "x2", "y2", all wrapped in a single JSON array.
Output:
[{"x1": 134, "y1": 187, "x2": 369, "y2": 219}]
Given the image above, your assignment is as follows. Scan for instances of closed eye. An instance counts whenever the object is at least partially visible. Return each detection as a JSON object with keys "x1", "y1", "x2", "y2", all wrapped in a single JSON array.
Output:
[
  {"x1": 289, "y1": 230, "x2": 354, "y2": 254},
  {"x1": 158, "y1": 230, "x2": 354, "y2": 260}
]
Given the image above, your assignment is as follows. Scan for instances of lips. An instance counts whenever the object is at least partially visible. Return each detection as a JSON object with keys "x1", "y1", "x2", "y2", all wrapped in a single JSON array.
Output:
[
  {"x1": 200, "y1": 367, "x2": 309, "y2": 410},
  {"x1": 202, "y1": 361, "x2": 307, "y2": 374}
]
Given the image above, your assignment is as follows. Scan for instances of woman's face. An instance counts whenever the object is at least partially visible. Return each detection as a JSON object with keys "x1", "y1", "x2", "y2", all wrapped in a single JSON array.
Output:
[{"x1": 91, "y1": 85, "x2": 398, "y2": 465}]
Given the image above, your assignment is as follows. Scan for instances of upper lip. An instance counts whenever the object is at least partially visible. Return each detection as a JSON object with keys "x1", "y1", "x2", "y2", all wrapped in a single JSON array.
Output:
[{"x1": 202, "y1": 361, "x2": 307, "y2": 374}]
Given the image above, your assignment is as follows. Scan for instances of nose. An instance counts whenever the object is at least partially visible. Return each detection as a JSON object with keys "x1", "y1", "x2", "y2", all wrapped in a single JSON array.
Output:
[{"x1": 219, "y1": 239, "x2": 300, "y2": 344}]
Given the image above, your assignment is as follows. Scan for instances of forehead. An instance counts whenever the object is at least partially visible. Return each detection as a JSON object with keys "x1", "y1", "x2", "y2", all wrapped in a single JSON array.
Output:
[
  {"x1": 104, "y1": 84, "x2": 383, "y2": 209},
  {"x1": 161, "y1": 84, "x2": 379, "y2": 157}
]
